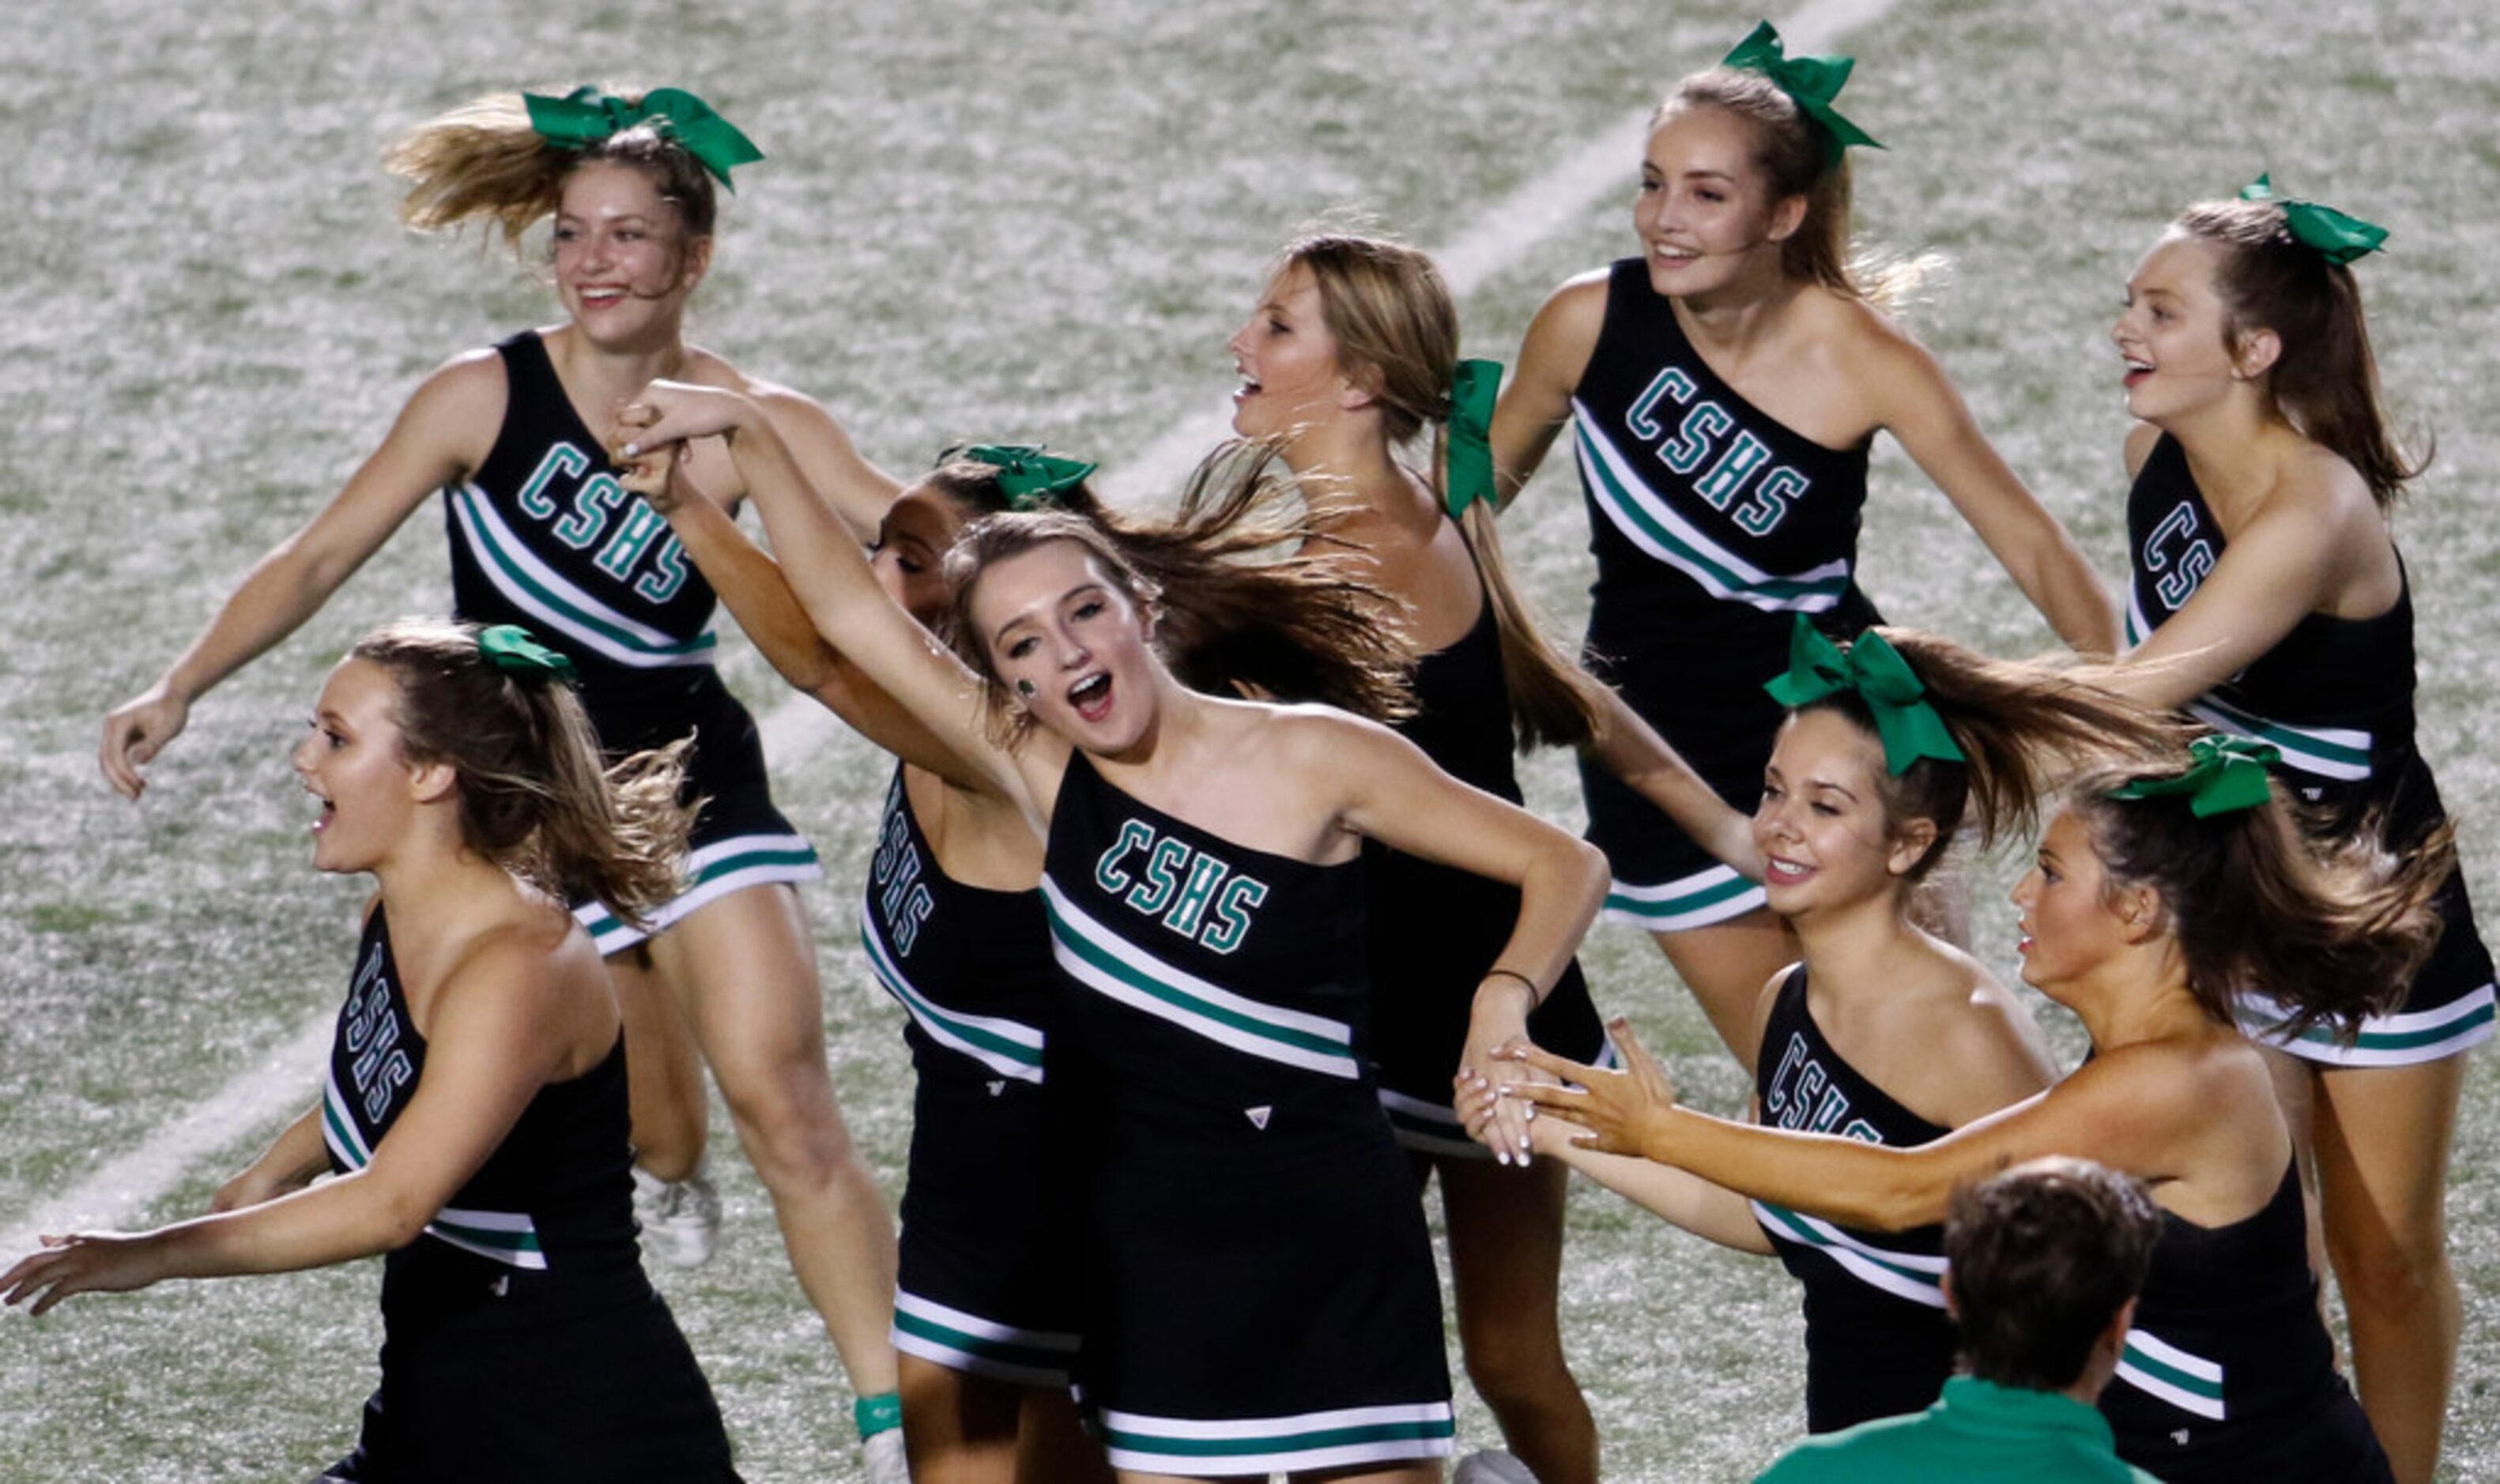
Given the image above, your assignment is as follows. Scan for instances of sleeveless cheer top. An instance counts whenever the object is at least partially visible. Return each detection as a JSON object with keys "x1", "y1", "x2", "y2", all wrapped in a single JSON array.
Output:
[
  {"x1": 1042, "y1": 751, "x2": 1371, "y2": 1094},
  {"x1": 1364, "y1": 583, "x2": 1605, "y2": 1143},
  {"x1": 2102, "y1": 1159, "x2": 2378, "y2": 1482},
  {"x1": 2124, "y1": 432, "x2": 2415, "y2": 807},
  {"x1": 1748, "y1": 967, "x2": 1957, "y2": 1432},
  {"x1": 444, "y1": 331, "x2": 722, "y2": 748},
  {"x1": 323, "y1": 906, "x2": 641, "y2": 1289},
  {"x1": 1573, "y1": 257, "x2": 1879, "y2": 676},
  {"x1": 863, "y1": 765, "x2": 1054, "y2": 1093}
]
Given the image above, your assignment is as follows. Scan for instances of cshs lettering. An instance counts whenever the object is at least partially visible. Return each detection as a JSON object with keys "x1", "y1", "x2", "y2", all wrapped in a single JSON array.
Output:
[
  {"x1": 343, "y1": 942, "x2": 416, "y2": 1127},
  {"x1": 1622, "y1": 366, "x2": 1812, "y2": 537},
  {"x1": 1092, "y1": 818, "x2": 1269, "y2": 955},
  {"x1": 511, "y1": 440, "x2": 693, "y2": 603}
]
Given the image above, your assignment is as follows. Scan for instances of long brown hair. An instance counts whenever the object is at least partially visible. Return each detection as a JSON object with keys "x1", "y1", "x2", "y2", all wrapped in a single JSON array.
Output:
[
  {"x1": 383, "y1": 86, "x2": 722, "y2": 258},
  {"x1": 1276, "y1": 231, "x2": 1609, "y2": 749},
  {"x1": 1792, "y1": 628, "x2": 2189, "y2": 883},
  {"x1": 2170, "y1": 198, "x2": 2423, "y2": 508},
  {"x1": 2064, "y1": 751, "x2": 2448, "y2": 1038},
  {"x1": 936, "y1": 474, "x2": 1414, "y2": 742},
  {"x1": 351, "y1": 619, "x2": 689, "y2": 921}
]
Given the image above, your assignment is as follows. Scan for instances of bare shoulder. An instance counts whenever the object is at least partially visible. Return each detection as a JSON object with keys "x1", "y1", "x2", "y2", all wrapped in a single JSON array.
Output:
[
  {"x1": 405, "y1": 345, "x2": 511, "y2": 424},
  {"x1": 2270, "y1": 439, "x2": 2383, "y2": 538},
  {"x1": 1533, "y1": 269, "x2": 1612, "y2": 339},
  {"x1": 2123, "y1": 420, "x2": 2164, "y2": 479},
  {"x1": 1818, "y1": 293, "x2": 1947, "y2": 390}
]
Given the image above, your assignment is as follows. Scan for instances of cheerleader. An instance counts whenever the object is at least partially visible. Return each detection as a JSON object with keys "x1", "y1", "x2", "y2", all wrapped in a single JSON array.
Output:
[
  {"x1": 1489, "y1": 22, "x2": 2115, "y2": 1061},
  {"x1": 91, "y1": 86, "x2": 908, "y2": 1475},
  {"x1": 2097, "y1": 178, "x2": 2494, "y2": 1483},
  {"x1": 612, "y1": 379, "x2": 1612, "y2": 1482},
  {"x1": 10, "y1": 620, "x2": 741, "y2": 1482}
]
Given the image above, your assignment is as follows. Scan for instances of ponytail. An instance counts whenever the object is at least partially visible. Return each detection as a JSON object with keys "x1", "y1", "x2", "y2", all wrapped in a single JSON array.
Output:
[
  {"x1": 384, "y1": 85, "x2": 722, "y2": 256},
  {"x1": 2171, "y1": 198, "x2": 2424, "y2": 508},
  {"x1": 1795, "y1": 628, "x2": 2189, "y2": 880},
  {"x1": 2066, "y1": 753, "x2": 2447, "y2": 1038},
  {"x1": 351, "y1": 619, "x2": 689, "y2": 921}
]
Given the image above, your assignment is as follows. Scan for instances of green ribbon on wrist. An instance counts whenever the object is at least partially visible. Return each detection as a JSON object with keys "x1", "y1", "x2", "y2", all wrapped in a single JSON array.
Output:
[
  {"x1": 2103, "y1": 734, "x2": 2279, "y2": 818},
  {"x1": 523, "y1": 85, "x2": 764, "y2": 191},
  {"x1": 1761, "y1": 614, "x2": 1963, "y2": 775},
  {"x1": 2239, "y1": 173, "x2": 2387, "y2": 266},
  {"x1": 956, "y1": 443, "x2": 1099, "y2": 510},
  {"x1": 1720, "y1": 21, "x2": 1883, "y2": 167},
  {"x1": 1443, "y1": 358, "x2": 1502, "y2": 520},
  {"x1": 477, "y1": 624, "x2": 577, "y2": 684}
]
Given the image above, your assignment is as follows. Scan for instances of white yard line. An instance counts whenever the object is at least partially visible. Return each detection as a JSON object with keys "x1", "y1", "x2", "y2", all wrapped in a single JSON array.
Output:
[
  {"x1": 1, "y1": 1015, "x2": 335, "y2": 1256},
  {"x1": 17, "y1": 0, "x2": 1902, "y2": 1253}
]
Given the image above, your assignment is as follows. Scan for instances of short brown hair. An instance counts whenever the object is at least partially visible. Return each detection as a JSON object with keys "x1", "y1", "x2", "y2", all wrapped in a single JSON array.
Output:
[{"x1": 1946, "y1": 1157, "x2": 2163, "y2": 1390}]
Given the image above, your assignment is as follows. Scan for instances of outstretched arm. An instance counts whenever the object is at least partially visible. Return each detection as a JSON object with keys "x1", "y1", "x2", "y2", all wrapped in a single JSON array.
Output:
[
  {"x1": 99, "y1": 352, "x2": 500, "y2": 798},
  {"x1": 1534, "y1": 1110, "x2": 1775, "y2": 1256},
  {"x1": 1495, "y1": 1023, "x2": 2204, "y2": 1233},
  {"x1": 1875, "y1": 335, "x2": 2118, "y2": 655},
  {"x1": 2, "y1": 928, "x2": 578, "y2": 1314},
  {"x1": 614, "y1": 382, "x2": 1042, "y2": 819}
]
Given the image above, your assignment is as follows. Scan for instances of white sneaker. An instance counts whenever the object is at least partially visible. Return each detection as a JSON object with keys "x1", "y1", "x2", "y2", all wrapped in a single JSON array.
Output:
[
  {"x1": 631, "y1": 1165, "x2": 722, "y2": 1268},
  {"x1": 1452, "y1": 1450, "x2": 1540, "y2": 1484},
  {"x1": 862, "y1": 1426, "x2": 911, "y2": 1484}
]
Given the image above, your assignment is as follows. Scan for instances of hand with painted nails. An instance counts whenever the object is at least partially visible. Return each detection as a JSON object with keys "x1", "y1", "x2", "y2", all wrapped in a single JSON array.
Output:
[
  {"x1": 1495, "y1": 1018, "x2": 1682, "y2": 1160},
  {"x1": 1456, "y1": 974, "x2": 1553, "y2": 1166},
  {"x1": 1, "y1": 1231, "x2": 168, "y2": 1317},
  {"x1": 609, "y1": 379, "x2": 764, "y2": 465}
]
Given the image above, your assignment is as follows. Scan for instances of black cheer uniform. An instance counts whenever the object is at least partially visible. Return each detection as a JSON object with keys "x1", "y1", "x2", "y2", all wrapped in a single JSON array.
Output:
[
  {"x1": 2126, "y1": 434, "x2": 2493, "y2": 1064},
  {"x1": 1367, "y1": 566, "x2": 1613, "y2": 1156},
  {"x1": 318, "y1": 908, "x2": 738, "y2": 1483},
  {"x1": 1749, "y1": 968, "x2": 1957, "y2": 1433},
  {"x1": 446, "y1": 331, "x2": 820, "y2": 954},
  {"x1": 2102, "y1": 1159, "x2": 2390, "y2": 1483},
  {"x1": 865, "y1": 767, "x2": 1082, "y2": 1387},
  {"x1": 1570, "y1": 258, "x2": 1880, "y2": 932},
  {"x1": 1042, "y1": 754, "x2": 1454, "y2": 1476}
]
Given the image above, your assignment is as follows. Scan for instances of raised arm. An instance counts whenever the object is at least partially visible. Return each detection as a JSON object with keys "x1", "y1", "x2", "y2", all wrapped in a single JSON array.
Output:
[
  {"x1": 100, "y1": 352, "x2": 503, "y2": 799},
  {"x1": 2, "y1": 928, "x2": 580, "y2": 1313},
  {"x1": 614, "y1": 382, "x2": 1041, "y2": 817},
  {"x1": 639, "y1": 462, "x2": 1002, "y2": 795},
  {"x1": 745, "y1": 378, "x2": 905, "y2": 542},
  {"x1": 1488, "y1": 272, "x2": 1607, "y2": 508},
  {"x1": 1868, "y1": 330, "x2": 2119, "y2": 654}
]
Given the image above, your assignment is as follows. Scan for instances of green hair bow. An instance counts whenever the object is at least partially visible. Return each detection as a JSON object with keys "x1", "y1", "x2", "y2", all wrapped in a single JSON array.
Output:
[
  {"x1": 1721, "y1": 21, "x2": 1883, "y2": 167},
  {"x1": 1443, "y1": 359, "x2": 1502, "y2": 520},
  {"x1": 2240, "y1": 174, "x2": 2387, "y2": 266},
  {"x1": 1762, "y1": 614, "x2": 1963, "y2": 775},
  {"x1": 2104, "y1": 734, "x2": 2279, "y2": 818},
  {"x1": 523, "y1": 85, "x2": 765, "y2": 191},
  {"x1": 477, "y1": 623, "x2": 578, "y2": 684},
  {"x1": 956, "y1": 444, "x2": 1099, "y2": 510}
]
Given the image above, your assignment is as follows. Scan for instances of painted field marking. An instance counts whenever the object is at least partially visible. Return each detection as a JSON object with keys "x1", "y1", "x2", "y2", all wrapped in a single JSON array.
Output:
[{"x1": 13, "y1": 0, "x2": 1899, "y2": 1254}]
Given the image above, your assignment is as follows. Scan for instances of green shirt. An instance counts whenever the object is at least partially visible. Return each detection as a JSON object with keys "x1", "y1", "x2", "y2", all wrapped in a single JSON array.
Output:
[{"x1": 1755, "y1": 1377, "x2": 2163, "y2": 1483}]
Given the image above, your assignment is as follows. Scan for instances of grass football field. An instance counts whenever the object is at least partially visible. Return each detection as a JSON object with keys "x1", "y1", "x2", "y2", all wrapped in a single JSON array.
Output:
[{"x1": 4, "y1": 0, "x2": 2496, "y2": 1478}]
